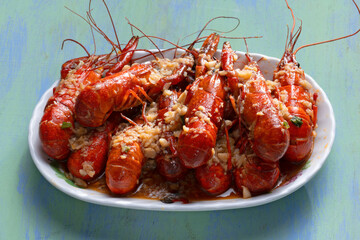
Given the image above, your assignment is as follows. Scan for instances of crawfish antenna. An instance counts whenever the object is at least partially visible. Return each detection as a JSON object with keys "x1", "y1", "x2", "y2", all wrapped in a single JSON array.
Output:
[
  {"x1": 102, "y1": 0, "x2": 122, "y2": 52},
  {"x1": 87, "y1": 14, "x2": 97, "y2": 55},
  {"x1": 125, "y1": 17, "x2": 165, "y2": 58},
  {"x1": 187, "y1": 16, "x2": 240, "y2": 50},
  {"x1": 244, "y1": 38, "x2": 252, "y2": 62},
  {"x1": 244, "y1": 38, "x2": 249, "y2": 54},
  {"x1": 64, "y1": 6, "x2": 100, "y2": 35},
  {"x1": 291, "y1": 20, "x2": 302, "y2": 52},
  {"x1": 143, "y1": 35, "x2": 195, "y2": 54},
  {"x1": 87, "y1": 0, "x2": 120, "y2": 52},
  {"x1": 64, "y1": 3, "x2": 120, "y2": 53},
  {"x1": 284, "y1": 0, "x2": 303, "y2": 52},
  {"x1": 285, "y1": 25, "x2": 290, "y2": 50},
  {"x1": 285, "y1": 0, "x2": 296, "y2": 40},
  {"x1": 61, "y1": 39, "x2": 91, "y2": 56},
  {"x1": 196, "y1": 16, "x2": 240, "y2": 41},
  {"x1": 174, "y1": 38, "x2": 180, "y2": 58},
  {"x1": 294, "y1": 0, "x2": 360, "y2": 54}
]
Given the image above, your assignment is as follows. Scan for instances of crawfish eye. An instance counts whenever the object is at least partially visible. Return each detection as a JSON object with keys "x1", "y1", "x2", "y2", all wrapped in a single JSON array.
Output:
[{"x1": 296, "y1": 62, "x2": 300, "y2": 67}]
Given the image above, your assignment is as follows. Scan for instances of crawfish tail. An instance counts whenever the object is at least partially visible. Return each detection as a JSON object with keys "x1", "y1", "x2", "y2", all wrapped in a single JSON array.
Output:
[
  {"x1": 196, "y1": 163, "x2": 231, "y2": 196},
  {"x1": 106, "y1": 139, "x2": 144, "y2": 195},
  {"x1": 178, "y1": 73, "x2": 226, "y2": 168}
]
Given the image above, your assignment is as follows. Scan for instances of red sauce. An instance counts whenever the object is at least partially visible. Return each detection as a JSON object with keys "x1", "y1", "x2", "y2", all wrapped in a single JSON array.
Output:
[
  {"x1": 87, "y1": 163, "x2": 239, "y2": 203},
  {"x1": 54, "y1": 155, "x2": 307, "y2": 203},
  {"x1": 276, "y1": 158, "x2": 308, "y2": 188},
  {"x1": 85, "y1": 157, "x2": 308, "y2": 203}
]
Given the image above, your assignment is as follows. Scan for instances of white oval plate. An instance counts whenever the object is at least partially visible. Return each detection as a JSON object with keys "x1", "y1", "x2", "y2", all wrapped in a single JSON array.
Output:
[{"x1": 29, "y1": 50, "x2": 335, "y2": 211}]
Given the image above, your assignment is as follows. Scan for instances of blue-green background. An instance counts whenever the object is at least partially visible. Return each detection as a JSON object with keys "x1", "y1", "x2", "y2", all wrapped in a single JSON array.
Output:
[{"x1": 1, "y1": 0, "x2": 359, "y2": 239}]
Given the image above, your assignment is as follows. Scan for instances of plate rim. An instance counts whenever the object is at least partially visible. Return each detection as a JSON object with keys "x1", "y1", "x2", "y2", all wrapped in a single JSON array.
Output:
[{"x1": 28, "y1": 50, "x2": 336, "y2": 211}]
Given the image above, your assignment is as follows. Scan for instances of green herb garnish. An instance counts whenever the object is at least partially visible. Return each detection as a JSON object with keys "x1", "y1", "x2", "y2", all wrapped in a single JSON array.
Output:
[
  {"x1": 50, "y1": 161, "x2": 80, "y2": 188},
  {"x1": 122, "y1": 144, "x2": 130, "y2": 153},
  {"x1": 290, "y1": 116, "x2": 303, "y2": 127},
  {"x1": 61, "y1": 122, "x2": 72, "y2": 129},
  {"x1": 302, "y1": 161, "x2": 311, "y2": 170},
  {"x1": 283, "y1": 121, "x2": 290, "y2": 129}
]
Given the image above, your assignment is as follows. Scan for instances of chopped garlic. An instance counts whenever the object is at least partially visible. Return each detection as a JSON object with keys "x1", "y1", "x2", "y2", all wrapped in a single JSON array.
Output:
[
  {"x1": 205, "y1": 60, "x2": 217, "y2": 69},
  {"x1": 143, "y1": 148, "x2": 157, "y2": 159},
  {"x1": 159, "y1": 138, "x2": 169, "y2": 148},
  {"x1": 242, "y1": 186, "x2": 252, "y2": 199}
]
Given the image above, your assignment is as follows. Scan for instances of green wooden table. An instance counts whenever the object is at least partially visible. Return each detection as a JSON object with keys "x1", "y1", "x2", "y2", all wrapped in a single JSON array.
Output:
[{"x1": 1, "y1": 0, "x2": 359, "y2": 239}]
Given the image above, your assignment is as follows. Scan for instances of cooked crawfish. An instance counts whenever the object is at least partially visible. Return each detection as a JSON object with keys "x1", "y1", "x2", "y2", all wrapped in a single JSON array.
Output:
[
  {"x1": 234, "y1": 153, "x2": 280, "y2": 197},
  {"x1": 195, "y1": 131, "x2": 232, "y2": 195},
  {"x1": 222, "y1": 42, "x2": 290, "y2": 162},
  {"x1": 227, "y1": 125, "x2": 280, "y2": 197},
  {"x1": 155, "y1": 91, "x2": 188, "y2": 181},
  {"x1": 67, "y1": 112, "x2": 121, "y2": 181},
  {"x1": 105, "y1": 102, "x2": 163, "y2": 195},
  {"x1": 271, "y1": 0, "x2": 318, "y2": 163},
  {"x1": 75, "y1": 55, "x2": 194, "y2": 127},
  {"x1": 273, "y1": 49, "x2": 316, "y2": 163},
  {"x1": 273, "y1": 0, "x2": 360, "y2": 162},
  {"x1": 39, "y1": 36, "x2": 139, "y2": 160},
  {"x1": 178, "y1": 33, "x2": 226, "y2": 168},
  {"x1": 39, "y1": 59, "x2": 102, "y2": 160},
  {"x1": 106, "y1": 124, "x2": 146, "y2": 195}
]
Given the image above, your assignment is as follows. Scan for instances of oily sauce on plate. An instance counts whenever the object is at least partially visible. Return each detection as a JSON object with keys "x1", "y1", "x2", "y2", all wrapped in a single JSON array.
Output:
[{"x1": 85, "y1": 158, "x2": 307, "y2": 203}]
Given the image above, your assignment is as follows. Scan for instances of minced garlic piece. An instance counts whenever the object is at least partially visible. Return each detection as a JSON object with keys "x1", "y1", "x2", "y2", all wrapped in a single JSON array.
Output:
[
  {"x1": 205, "y1": 60, "x2": 217, "y2": 69},
  {"x1": 217, "y1": 153, "x2": 229, "y2": 162},
  {"x1": 299, "y1": 80, "x2": 312, "y2": 90},
  {"x1": 242, "y1": 186, "x2": 252, "y2": 199},
  {"x1": 143, "y1": 148, "x2": 157, "y2": 159},
  {"x1": 198, "y1": 106, "x2": 205, "y2": 111},
  {"x1": 219, "y1": 70, "x2": 227, "y2": 76},
  {"x1": 159, "y1": 138, "x2": 169, "y2": 148},
  {"x1": 79, "y1": 161, "x2": 95, "y2": 178},
  {"x1": 299, "y1": 100, "x2": 312, "y2": 109},
  {"x1": 177, "y1": 90, "x2": 187, "y2": 104},
  {"x1": 163, "y1": 89, "x2": 173, "y2": 96},
  {"x1": 235, "y1": 69, "x2": 253, "y2": 80},
  {"x1": 225, "y1": 120, "x2": 232, "y2": 127}
]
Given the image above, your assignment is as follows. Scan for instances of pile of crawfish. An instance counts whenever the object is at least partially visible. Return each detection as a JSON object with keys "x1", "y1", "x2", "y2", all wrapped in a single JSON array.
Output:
[{"x1": 39, "y1": 0, "x2": 359, "y2": 201}]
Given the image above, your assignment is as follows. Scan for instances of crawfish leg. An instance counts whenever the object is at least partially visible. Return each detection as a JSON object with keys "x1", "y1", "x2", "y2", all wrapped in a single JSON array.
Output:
[{"x1": 221, "y1": 41, "x2": 240, "y2": 99}]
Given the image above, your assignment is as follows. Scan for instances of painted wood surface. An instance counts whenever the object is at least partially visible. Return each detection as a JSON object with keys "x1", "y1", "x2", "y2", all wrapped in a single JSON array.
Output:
[{"x1": 0, "y1": 0, "x2": 359, "y2": 239}]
